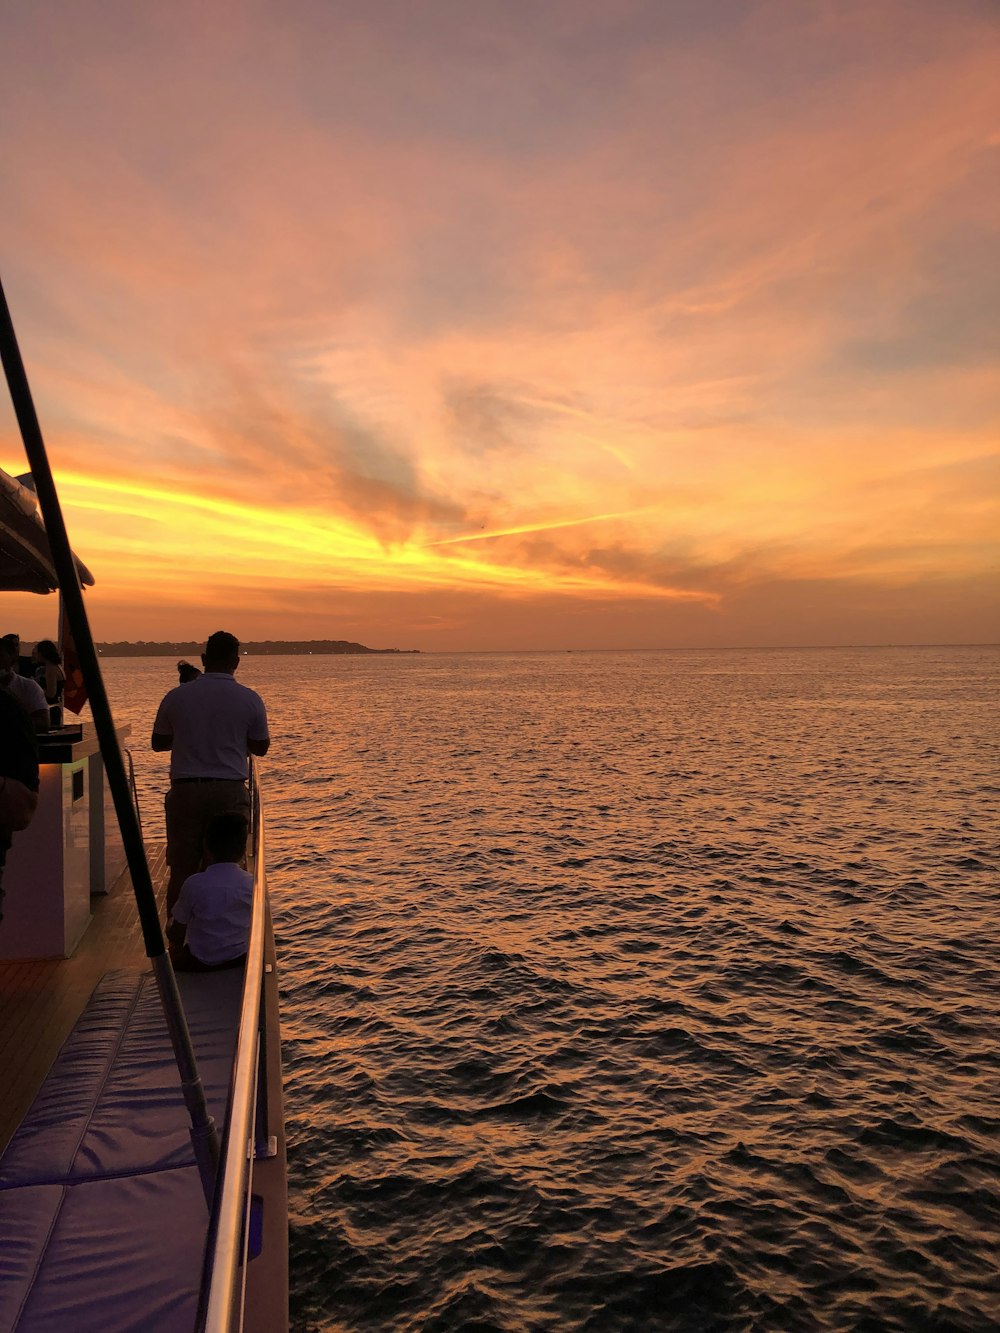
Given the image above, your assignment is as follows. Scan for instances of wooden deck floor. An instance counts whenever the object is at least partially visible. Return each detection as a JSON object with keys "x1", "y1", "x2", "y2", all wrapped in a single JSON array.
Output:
[{"x1": 0, "y1": 845, "x2": 166, "y2": 1152}]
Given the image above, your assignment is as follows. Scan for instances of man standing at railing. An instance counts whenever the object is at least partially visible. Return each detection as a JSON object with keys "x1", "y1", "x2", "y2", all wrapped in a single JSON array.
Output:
[{"x1": 151, "y1": 630, "x2": 270, "y2": 915}]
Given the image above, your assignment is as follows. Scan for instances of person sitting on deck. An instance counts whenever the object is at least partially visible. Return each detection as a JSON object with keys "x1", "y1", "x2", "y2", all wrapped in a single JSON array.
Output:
[{"x1": 167, "y1": 812, "x2": 253, "y2": 972}]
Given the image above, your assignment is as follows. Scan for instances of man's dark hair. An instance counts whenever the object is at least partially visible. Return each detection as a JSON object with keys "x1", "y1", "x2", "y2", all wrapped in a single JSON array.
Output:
[
  {"x1": 204, "y1": 812, "x2": 249, "y2": 863},
  {"x1": 203, "y1": 630, "x2": 240, "y2": 665}
]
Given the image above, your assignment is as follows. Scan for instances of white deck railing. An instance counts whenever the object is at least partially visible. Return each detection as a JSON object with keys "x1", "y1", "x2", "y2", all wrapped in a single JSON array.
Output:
[{"x1": 195, "y1": 767, "x2": 271, "y2": 1332}]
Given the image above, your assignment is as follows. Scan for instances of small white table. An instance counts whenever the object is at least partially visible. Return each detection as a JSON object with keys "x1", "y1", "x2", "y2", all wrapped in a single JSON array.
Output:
[{"x1": 1, "y1": 724, "x2": 130, "y2": 959}]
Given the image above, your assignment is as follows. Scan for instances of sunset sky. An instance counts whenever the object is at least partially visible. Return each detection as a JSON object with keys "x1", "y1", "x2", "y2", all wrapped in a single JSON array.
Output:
[{"x1": 1, "y1": 0, "x2": 997, "y2": 650}]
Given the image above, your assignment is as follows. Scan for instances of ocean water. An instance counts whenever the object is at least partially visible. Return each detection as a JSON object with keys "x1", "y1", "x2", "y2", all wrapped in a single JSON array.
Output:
[{"x1": 105, "y1": 646, "x2": 1000, "y2": 1332}]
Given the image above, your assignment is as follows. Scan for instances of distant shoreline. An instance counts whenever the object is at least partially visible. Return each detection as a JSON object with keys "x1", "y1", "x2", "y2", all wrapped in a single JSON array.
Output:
[
  {"x1": 95, "y1": 640, "x2": 419, "y2": 656},
  {"x1": 90, "y1": 641, "x2": 996, "y2": 658}
]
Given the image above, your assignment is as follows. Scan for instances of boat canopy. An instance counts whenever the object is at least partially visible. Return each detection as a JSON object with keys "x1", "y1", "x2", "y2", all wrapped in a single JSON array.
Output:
[{"x1": 0, "y1": 465, "x2": 94, "y2": 593}]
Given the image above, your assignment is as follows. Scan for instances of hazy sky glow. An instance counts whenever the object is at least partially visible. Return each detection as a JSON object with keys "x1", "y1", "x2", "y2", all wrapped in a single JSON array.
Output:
[{"x1": 2, "y1": 0, "x2": 998, "y2": 648}]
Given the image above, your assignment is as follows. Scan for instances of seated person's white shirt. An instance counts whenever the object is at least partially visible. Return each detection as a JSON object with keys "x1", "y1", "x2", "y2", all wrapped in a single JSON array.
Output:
[
  {"x1": 3, "y1": 673, "x2": 47, "y2": 716},
  {"x1": 172, "y1": 861, "x2": 253, "y2": 964}
]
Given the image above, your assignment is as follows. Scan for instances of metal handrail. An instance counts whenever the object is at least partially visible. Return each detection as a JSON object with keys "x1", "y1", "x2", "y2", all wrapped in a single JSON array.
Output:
[
  {"x1": 124, "y1": 747, "x2": 144, "y2": 839},
  {"x1": 195, "y1": 770, "x2": 269, "y2": 1332}
]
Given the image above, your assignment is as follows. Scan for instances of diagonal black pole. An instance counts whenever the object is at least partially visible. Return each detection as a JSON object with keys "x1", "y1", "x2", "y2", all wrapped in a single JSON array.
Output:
[{"x1": 0, "y1": 273, "x2": 220, "y2": 1205}]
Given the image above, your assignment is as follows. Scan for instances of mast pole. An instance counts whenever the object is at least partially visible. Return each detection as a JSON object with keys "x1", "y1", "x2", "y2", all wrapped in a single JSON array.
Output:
[{"x1": 0, "y1": 274, "x2": 220, "y2": 1204}]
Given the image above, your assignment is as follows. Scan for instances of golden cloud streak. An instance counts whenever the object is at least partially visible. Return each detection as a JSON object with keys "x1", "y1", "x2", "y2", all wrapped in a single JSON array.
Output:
[{"x1": 47, "y1": 470, "x2": 715, "y2": 605}]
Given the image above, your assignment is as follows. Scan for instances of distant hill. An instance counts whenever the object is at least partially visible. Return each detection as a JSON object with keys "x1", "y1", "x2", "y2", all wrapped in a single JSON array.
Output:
[{"x1": 95, "y1": 640, "x2": 418, "y2": 657}]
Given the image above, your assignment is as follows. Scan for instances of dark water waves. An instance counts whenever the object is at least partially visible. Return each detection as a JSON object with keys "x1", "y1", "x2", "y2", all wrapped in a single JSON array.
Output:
[{"x1": 109, "y1": 648, "x2": 1000, "y2": 1331}]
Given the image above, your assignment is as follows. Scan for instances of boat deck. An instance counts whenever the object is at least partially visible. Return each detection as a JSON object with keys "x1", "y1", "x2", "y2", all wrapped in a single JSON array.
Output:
[{"x1": 0, "y1": 844, "x2": 164, "y2": 1152}]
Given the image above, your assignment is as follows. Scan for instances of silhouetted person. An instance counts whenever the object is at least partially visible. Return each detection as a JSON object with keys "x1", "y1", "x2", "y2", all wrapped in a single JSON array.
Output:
[
  {"x1": 167, "y1": 812, "x2": 252, "y2": 971},
  {"x1": 151, "y1": 630, "x2": 269, "y2": 914},
  {"x1": 177, "y1": 660, "x2": 201, "y2": 684},
  {"x1": 33, "y1": 639, "x2": 65, "y2": 727},
  {"x1": 1, "y1": 632, "x2": 33, "y2": 680},
  {"x1": 0, "y1": 688, "x2": 39, "y2": 925},
  {"x1": 0, "y1": 635, "x2": 49, "y2": 732}
]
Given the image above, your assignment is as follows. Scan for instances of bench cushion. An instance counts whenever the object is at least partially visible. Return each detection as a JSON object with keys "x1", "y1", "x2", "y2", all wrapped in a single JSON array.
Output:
[
  {"x1": 0, "y1": 966, "x2": 246, "y2": 1330},
  {"x1": 0, "y1": 1171, "x2": 206, "y2": 1332},
  {"x1": 0, "y1": 968, "x2": 242, "y2": 1186}
]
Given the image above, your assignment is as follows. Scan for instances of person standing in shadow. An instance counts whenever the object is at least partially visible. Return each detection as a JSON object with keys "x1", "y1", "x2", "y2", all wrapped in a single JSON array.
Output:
[
  {"x1": 0, "y1": 635, "x2": 49, "y2": 732},
  {"x1": 1, "y1": 632, "x2": 32, "y2": 679},
  {"x1": 33, "y1": 639, "x2": 65, "y2": 728},
  {"x1": 0, "y1": 688, "x2": 39, "y2": 925}
]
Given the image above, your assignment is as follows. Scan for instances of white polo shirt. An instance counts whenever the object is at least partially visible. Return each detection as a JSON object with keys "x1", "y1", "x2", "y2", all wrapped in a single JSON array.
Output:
[
  {"x1": 172, "y1": 860, "x2": 253, "y2": 965},
  {"x1": 153, "y1": 671, "x2": 269, "y2": 780},
  {"x1": 2, "y1": 672, "x2": 48, "y2": 718}
]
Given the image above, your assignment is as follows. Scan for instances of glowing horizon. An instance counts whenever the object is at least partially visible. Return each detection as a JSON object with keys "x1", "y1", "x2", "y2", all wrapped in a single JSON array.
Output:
[{"x1": 1, "y1": 1, "x2": 997, "y2": 650}]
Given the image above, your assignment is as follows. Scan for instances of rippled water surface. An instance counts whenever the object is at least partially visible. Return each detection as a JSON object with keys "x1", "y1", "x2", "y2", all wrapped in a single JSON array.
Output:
[{"x1": 107, "y1": 647, "x2": 1000, "y2": 1332}]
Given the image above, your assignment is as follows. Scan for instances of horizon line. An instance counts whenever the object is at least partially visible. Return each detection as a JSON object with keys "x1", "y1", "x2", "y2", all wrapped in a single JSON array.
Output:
[{"x1": 90, "y1": 639, "x2": 1000, "y2": 653}]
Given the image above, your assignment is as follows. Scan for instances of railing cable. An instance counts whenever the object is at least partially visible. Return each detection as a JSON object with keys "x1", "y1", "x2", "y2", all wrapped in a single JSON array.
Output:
[
  {"x1": 195, "y1": 770, "x2": 270, "y2": 1331},
  {"x1": 124, "y1": 746, "x2": 144, "y2": 839}
]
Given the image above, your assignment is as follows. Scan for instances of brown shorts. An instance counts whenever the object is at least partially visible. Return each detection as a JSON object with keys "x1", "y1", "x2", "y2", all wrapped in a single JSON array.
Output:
[
  {"x1": 171, "y1": 941, "x2": 247, "y2": 973},
  {"x1": 164, "y1": 780, "x2": 250, "y2": 883}
]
